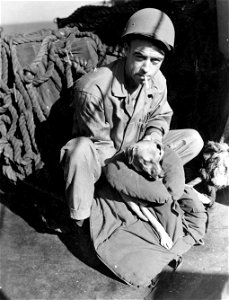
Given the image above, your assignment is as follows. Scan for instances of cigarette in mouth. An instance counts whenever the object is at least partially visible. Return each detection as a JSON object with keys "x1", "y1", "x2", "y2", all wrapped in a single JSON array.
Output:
[{"x1": 145, "y1": 75, "x2": 149, "y2": 89}]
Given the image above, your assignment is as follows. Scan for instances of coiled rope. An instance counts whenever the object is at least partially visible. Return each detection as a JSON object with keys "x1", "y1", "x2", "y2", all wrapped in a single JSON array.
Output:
[{"x1": 0, "y1": 26, "x2": 107, "y2": 182}]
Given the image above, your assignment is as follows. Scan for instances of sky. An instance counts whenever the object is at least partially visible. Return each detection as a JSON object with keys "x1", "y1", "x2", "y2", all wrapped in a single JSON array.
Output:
[{"x1": 0, "y1": 0, "x2": 104, "y2": 25}]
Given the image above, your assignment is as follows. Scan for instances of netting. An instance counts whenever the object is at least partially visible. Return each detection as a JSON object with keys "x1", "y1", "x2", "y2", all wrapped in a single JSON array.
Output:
[{"x1": 0, "y1": 27, "x2": 109, "y2": 182}]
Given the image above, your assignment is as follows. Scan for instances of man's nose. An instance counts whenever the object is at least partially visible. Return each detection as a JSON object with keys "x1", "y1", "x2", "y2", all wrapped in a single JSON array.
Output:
[{"x1": 142, "y1": 59, "x2": 151, "y2": 73}]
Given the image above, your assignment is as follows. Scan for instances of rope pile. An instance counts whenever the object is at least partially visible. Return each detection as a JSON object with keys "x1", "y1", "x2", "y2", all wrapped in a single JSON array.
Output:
[{"x1": 0, "y1": 27, "x2": 107, "y2": 182}]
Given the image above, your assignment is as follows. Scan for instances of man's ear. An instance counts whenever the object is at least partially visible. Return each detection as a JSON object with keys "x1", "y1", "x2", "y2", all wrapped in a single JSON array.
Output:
[{"x1": 123, "y1": 42, "x2": 130, "y2": 56}]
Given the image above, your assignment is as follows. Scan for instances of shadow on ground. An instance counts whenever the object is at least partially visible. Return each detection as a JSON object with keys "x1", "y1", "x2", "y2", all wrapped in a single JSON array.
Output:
[
  {"x1": 147, "y1": 270, "x2": 229, "y2": 300},
  {"x1": 0, "y1": 181, "x2": 125, "y2": 284},
  {"x1": 0, "y1": 179, "x2": 228, "y2": 299}
]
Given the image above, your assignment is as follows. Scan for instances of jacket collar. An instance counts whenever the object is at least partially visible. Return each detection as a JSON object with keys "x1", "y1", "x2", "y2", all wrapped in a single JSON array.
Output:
[{"x1": 111, "y1": 58, "x2": 128, "y2": 97}]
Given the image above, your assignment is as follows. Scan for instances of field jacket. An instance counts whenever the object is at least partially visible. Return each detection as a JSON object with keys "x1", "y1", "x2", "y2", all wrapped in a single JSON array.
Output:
[{"x1": 72, "y1": 57, "x2": 173, "y2": 166}]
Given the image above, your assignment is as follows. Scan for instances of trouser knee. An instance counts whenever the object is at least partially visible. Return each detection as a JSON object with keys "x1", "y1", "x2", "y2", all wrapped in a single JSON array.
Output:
[
  {"x1": 187, "y1": 129, "x2": 204, "y2": 157},
  {"x1": 61, "y1": 137, "x2": 93, "y2": 167},
  {"x1": 70, "y1": 137, "x2": 94, "y2": 161},
  {"x1": 60, "y1": 137, "x2": 102, "y2": 220},
  {"x1": 61, "y1": 137, "x2": 102, "y2": 183}
]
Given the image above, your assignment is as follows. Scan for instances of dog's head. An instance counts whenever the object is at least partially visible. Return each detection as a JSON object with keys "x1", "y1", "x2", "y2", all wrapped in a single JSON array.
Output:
[
  {"x1": 201, "y1": 141, "x2": 229, "y2": 188},
  {"x1": 127, "y1": 142, "x2": 164, "y2": 180}
]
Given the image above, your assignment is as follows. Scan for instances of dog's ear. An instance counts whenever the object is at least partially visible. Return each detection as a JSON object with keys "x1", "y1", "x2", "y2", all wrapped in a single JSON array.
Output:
[
  {"x1": 126, "y1": 146, "x2": 139, "y2": 165},
  {"x1": 159, "y1": 148, "x2": 164, "y2": 161},
  {"x1": 126, "y1": 146, "x2": 135, "y2": 165}
]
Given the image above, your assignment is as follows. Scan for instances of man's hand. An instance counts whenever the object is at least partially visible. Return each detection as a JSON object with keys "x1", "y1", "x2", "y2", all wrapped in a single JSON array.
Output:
[{"x1": 126, "y1": 140, "x2": 164, "y2": 179}]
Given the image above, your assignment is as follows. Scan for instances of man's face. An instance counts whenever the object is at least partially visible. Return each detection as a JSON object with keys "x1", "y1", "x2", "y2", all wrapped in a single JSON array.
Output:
[{"x1": 124, "y1": 39, "x2": 165, "y2": 88}]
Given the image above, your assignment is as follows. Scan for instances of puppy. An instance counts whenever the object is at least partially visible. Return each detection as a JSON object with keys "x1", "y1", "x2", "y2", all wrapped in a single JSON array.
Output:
[
  {"x1": 124, "y1": 141, "x2": 173, "y2": 249},
  {"x1": 126, "y1": 141, "x2": 164, "y2": 180}
]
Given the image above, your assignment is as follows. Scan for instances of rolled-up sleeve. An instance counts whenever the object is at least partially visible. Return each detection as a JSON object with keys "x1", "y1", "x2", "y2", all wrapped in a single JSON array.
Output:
[{"x1": 73, "y1": 89, "x2": 117, "y2": 166}]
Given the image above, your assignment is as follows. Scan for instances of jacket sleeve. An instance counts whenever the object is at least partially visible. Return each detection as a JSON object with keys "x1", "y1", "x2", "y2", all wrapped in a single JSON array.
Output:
[
  {"x1": 72, "y1": 89, "x2": 117, "y2": 166},
  {"x1": 143, "y1": 79, "x2": 173, "y2": 143}
]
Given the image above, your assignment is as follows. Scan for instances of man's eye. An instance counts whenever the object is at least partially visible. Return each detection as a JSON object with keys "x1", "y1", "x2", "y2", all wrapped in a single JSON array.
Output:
[
  {"x1": 142, "y1": 160, "x2": 151, "y2": 166},
  {"x1": 151, "y1": 59, "x2": 160, "y2": 64},
  {"x1": 135, "y1": 54, "x2": 144, "y2": 60}
]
